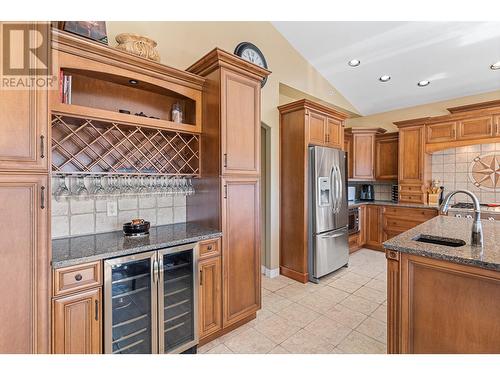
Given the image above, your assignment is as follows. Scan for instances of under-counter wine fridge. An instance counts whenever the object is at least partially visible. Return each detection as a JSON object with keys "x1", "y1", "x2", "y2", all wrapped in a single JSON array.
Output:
[{"x1": 104, "y1": 243, "x2": 198, "y2": 354}]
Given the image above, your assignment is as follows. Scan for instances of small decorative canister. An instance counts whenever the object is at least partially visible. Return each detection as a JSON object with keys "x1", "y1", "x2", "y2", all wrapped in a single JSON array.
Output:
[
  {"x1": 171, "y1": 103, "x2": 183, "y2": 123},
  {"x1": 115, "y1": 33, "x2": 160, "y2": 62}
]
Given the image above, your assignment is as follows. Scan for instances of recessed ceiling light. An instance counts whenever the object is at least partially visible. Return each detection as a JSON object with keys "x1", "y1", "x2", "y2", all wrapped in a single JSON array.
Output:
[
  {"x1": 379, "y1": 75, "x2": 391, "y2": 82},
  {"x1": 417, "y1": 80, "x2": 430, "y2": 87},
  {"x1": 490, "y1": 61, "x2": 500, "y2": 70},
  {"x1": 129, "y1": 79, "x2": 139, "y2": 85},
  {"x1": 348, "y1": 59, "x2": 361, "y2": 67}
]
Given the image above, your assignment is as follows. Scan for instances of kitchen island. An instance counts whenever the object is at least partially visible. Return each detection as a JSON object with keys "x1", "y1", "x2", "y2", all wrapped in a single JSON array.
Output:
[{"x1": 383, "y1": 216, "x2": 500, "y2": 354}]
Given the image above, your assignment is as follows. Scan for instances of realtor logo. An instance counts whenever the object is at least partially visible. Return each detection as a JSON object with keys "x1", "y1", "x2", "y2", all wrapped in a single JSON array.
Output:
[{"x1": 1, "y1": 22, "x2": 55, "y2": 89}]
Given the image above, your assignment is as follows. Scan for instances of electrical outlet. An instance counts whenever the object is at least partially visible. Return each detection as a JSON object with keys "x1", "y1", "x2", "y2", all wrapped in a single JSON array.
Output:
[{"x1": 107, "y1": 201, "x2": 118, "y2": 217}]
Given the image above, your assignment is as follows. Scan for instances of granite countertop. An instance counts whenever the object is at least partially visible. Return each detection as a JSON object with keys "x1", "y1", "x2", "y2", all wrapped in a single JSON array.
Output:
[
  {"x1": 348, "y1": 200, "x2": 439, "y2": 210},
  {"x1": 52, "y1": 223, "x2": 222, "y2": 268},
  {"x1": 383, "y1": 216, "x2": 500, "y2": 271}
]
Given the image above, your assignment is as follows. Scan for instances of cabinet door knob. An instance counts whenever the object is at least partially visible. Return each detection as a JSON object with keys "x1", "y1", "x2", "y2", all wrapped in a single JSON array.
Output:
[
  {"x1": 207, "y1": 245, "x2": 213, "y2": 251},
  {"x1": 74, "y1": 273, "x2": 83, "y2": 281}
]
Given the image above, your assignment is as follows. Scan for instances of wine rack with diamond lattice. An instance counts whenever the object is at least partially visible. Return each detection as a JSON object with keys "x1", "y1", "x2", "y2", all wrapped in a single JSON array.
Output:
[{"x1": 51, "y1": 114, "x2": 200, "y2": 176}]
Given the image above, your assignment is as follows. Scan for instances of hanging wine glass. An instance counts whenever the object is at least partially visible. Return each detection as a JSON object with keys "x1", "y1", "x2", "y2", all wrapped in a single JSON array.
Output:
[
  {"x1": 54, "y1": 175, "x2": 70, "y2": 202},
  {"x1": 92, "y1": 176, "x2": 106, "y2": 199},
  {"x1": 75, "y1": 175, "x2": 89, "y2": 200}
]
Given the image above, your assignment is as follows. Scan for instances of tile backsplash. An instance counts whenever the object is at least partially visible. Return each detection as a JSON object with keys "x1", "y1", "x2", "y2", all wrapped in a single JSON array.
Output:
[
  {"x1": 431, "y1": 142, "x2": 500, "y2": 204},
  {"x1": 51, "y1": 194, "x2": 187, "y2": 239}
]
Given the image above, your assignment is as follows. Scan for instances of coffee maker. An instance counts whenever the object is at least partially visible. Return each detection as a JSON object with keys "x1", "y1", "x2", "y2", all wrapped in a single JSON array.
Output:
[{"x1": 359, "y1": 184, "x2": 374, "y2": 201}]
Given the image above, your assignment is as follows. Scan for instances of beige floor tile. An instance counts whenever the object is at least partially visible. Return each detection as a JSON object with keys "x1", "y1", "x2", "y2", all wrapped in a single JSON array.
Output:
[
  {"x1": 355, "y1": 317, "x2": 387, "y2": 344},
  {"x1": 261, "y1": 288, "x2": 273, "y2": 296},
  {"x1": 328, "y1": 277, "x2": 364, "y2": 293},
  {"x1": 269, "y1": 345, "x2": 290, "y2": 354},
  {"x1": 276, "y1": 302, "x2": 321, "y2": 327},
  {"x1": 224, "y1": 327, "x2": 276, "y2": 354},
  {"x1": 350, "y1": 265, "x2": 384, "y2": 278},
  {"x1": 303, "y1": 315, "x2": 352, "y2": 346},
  {"x1": 262, "y1": 276, "x2": 289, "y2": 292},
  {"x1": 204, "y1": 344, "x2": 233, "y2": 354},
  {"x1": 331, "y1": 347, "x2": 345, "y2": 354},
  {"x1": 297, "y1": 293, "x2": 338, "y2": 314},
  {"x1": 337, "y1": 271, "x2": 372, "y2": 285},
  {"x1": 312, "y1": 285, "x2": 350, "y2": 304},
  {"x1": 353, "y1": 285, "x2": 387, "y2": 304},
  {"x1": 275, "y1": 274, "x2": 297, "y2": 285},
  {"x1": 262, "y1": 293, "x2": 294, "y2": 313},
  {"x1": 340, "y1": 294, "x2": 380, "y2": 315},
  {"x1": 217, "y1": 323, "x2": 252, "y2": 343},
  {"x1": 275, "y1": 282, "x2": 320, "y2": 302},
  {"x1": 329, "y1": 266, "x2": 350, "y2": 278},
  {"x1": 255, "y1": 308, "x2": 277, "y2": 323},
  {"x1": 198, "y1": 338, "x2": 222, "y2": 353},
  {"x1": 280, "y1": 329, "x2": 336, "y2": 354},
  {"x1": 336, "y1": 331, "x2": 386, "y2": 354},
  {"x1": 254, "y1": 315, "x2": 301, "y2": 344},
  {"x1": 365, "y1": 278, "x2": 386, "y2": 292},
  {"x1": 370, "y1": 304, "x2": 387, "y2": 323},
  {"x1": 323, "y1": 304, "x2": 368, "y2": 329}
]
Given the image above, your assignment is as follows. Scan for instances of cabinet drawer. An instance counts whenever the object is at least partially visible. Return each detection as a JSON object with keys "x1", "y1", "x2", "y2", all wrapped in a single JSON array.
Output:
[
  {"x1": 400, "y1": 185, "x2": 423, "y2": 193},
  {"x1": 53, "y1": 261, "x2": 102, "y2": 297},
  {"x1": 199, "y1": 238, "x2": 221, "y2": 259},
  {"x1": 399, "y1": 192, "x2": 424, "y2": 203},
  {"x1": 384, "y1": 206, "x2": 437, "y2": 220}
]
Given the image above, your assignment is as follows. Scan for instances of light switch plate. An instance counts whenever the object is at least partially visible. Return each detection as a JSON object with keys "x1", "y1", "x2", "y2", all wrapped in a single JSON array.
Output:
[{"x1": 107, "y1": 201, "x2": 118, "y2": 217}]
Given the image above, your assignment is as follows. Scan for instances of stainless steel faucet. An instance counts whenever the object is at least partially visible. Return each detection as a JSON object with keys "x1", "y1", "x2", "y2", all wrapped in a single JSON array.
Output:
[{"x1": 440, "y1": 190, "x2": 483, "y2": 247}]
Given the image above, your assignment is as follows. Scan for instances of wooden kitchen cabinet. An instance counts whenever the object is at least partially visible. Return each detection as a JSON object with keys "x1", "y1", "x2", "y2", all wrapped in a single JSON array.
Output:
[
  {"x1": 495, "y1": 115, "x2": 500, "y2": 136},
  {"x1": 457, "y1": 116, "x2": 493, "y2": 140},
  {"x1": 0, "y1": 27, "x2": 49, "y2": 172},
  {"x1": 426, "y1": 121, "x2": 457, "y2": 143},
  {"x1": 345, "y1": 128, "x2": 386, "y2": 181},
  {"x1": 365, "y1": 205, "x2": 383, "y2": 250},
  {"x1": 0, "y1": 174, "x2": 49, "y2": 353},
  {"x1": 199, "y1": 256, "x2": 222, "y2": 339},
  {"x1": 52, "y1": 288, "x2": 102, "y2": 354},
  {"x1": 221, "y1": 69, "x2": 261, "y2": 175},
  {"x1": 222, "y1": 177, "x2": 261, "y2": 326},
  {"x1": 344, "y1": 133, "x2": 353, "y2": 179},
  {"x1": 278, "y1": 99, "x2": 349, "y2": 283},
  {"x1": 387, "y1": 250, "x2": 500, "y2": 353},
  {"x1": 375, "y1": 133, "x2": 399, "y2": 180}
]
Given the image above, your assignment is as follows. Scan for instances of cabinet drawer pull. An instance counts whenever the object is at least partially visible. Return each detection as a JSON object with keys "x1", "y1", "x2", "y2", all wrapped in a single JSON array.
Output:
[
  {"x1": 40, "y1": 186, "x2": 45, "y2": 209},
  {"x1": 40, "y1": 135, "x2": 45, "y2": 159},
  {"x1": 74, "y1": 273, "x2": 83, "y2": 281},
  {"x1": 223, "y1": 153, "x2": 228, "y2": 168},
  {"x1": 95, "y1": 300, "x2": 99, "y2": 321},
  {"x1": 207, "y1": 245, "x2": 213, "y2": 251},
  {"x1": 199, "y1": 269, "x2": 203, "y2": 286},
  {"x1": 224, "y1": 184, "x2": 227, "y2": 199}
]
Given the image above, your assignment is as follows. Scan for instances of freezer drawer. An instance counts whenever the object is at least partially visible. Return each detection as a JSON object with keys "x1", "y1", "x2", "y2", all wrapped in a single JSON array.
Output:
[{"x1": 310, "y1": 227, "x2": 349, "y2": 281}]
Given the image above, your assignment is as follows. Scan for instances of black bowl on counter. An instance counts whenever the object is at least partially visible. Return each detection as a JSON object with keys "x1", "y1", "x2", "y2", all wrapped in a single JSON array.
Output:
[{"x1": 123, "y1": 219, "x2": 150, "y2": 237}]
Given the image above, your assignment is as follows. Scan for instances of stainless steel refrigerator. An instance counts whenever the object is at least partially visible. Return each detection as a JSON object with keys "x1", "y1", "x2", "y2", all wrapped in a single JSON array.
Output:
[{"x1": 308, "y1": 146, "x2": 349, "y2": 283}]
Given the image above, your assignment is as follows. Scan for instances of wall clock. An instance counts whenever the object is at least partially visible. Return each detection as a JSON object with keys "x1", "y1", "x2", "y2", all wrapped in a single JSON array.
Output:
[{"x1": 234, "y1": 42, "x2": 268, "y2": 87}]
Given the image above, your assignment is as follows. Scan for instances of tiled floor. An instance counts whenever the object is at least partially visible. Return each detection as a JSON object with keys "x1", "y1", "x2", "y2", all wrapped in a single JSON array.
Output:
[{"x1": 199, "y1": 249, "x2": 387, "y2": 354}]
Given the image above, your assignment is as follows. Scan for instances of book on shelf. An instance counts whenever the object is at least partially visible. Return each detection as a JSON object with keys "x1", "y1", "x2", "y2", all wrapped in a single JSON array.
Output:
[{"x1": 60, "y1": 72, "x2": 72, "y2": 104}]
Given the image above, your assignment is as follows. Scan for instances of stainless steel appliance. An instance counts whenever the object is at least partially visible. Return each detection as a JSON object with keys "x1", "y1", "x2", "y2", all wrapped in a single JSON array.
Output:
[
  {"x1": 449, "y1": 202, "x2": 500, "y2": 221},
  {"x1": 348, "y1": 207, "x2": 360, "y2": 235},
  {"x1": 359, "y1": 184, "x2": 374, "y2": 201},
  {"x1": 348, "y1": 186, "x2": 356, "y2": 201},
  {"x1": 104, "y1": 243, "x2": 198, "y2": 354},
  {"x1": 308, "y1": 146, "x2": 349, "y2": 283}
]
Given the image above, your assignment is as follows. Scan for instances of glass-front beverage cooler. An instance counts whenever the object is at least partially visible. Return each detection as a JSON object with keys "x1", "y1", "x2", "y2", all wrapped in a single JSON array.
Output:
[{"x1": 104, "y1": 243, "x2": 198, "y2": 354}]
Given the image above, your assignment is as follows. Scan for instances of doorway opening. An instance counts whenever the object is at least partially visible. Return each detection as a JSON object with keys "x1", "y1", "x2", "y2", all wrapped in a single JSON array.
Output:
[{"x1": 260, "y1": 123, "x2": 273, "y2": 277}]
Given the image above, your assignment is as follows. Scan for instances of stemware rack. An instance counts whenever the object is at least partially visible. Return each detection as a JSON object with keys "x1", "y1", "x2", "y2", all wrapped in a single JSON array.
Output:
[{"x1": 51, "y1": 114, "x2": 200, "y2": 177}]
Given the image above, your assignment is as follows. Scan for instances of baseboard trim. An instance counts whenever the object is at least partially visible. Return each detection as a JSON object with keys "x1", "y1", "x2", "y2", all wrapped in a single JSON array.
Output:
[
  {"x1": 280, "y1": 266, "x2": 308, "y2": 283},
  {"x1": 261, "y1": 265, "x2": 279, "y2": 278}
]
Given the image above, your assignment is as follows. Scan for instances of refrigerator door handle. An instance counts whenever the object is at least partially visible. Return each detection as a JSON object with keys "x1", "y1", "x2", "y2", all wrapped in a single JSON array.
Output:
[
  {"x1": 319, "y1": 231, "x2": 345, "y2": 239},
  {"x1": 335, "y1": 165, "x2": 342, "y2": 213},
  {"x1": 330, "y1": 166, "x2": 336, "y2": 213}
]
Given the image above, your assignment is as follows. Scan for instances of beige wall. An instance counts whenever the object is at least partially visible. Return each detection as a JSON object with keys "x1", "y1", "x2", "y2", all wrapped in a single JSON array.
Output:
[
  {"x1": 346, "y1": 89, "x2": 500, "y2": 132},
  {"x1": 106, "y1": 21, "x2": 359, "y2": 271}
]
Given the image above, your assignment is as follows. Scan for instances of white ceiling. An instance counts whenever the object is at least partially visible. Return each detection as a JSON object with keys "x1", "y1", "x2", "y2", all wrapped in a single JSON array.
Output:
[{"x1": 273, "y1": 22, "x2": 500, "y2": 115}]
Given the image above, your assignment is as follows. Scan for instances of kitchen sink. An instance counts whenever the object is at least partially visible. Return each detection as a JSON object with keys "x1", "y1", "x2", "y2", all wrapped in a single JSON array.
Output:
[{"x1": 413, "y1": 234, "x2": 466, "y2": 247}]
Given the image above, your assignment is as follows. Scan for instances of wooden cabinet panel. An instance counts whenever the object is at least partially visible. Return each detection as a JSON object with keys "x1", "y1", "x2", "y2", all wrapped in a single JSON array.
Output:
[
  {"x1": 221, "y1": 69, "x2": 260, "y2": 175},
  {"x1": 399, "y1": 254, "x2": 500, "y2": 353},
  {"x1": 52, "y1": 288, "x2": 101, "y2": 354},
  {"x1": 399, "y1": 126, "x2": 425, "y2": 185},
  {"x1": 457, "y1": 116, "x2": 493, "y2": 140},
  {"x1": 199, "y1": 256, "x2": 222, "y2": 339},
  {"x1": 0, "y1": 84, "x2": 48, "y2": 171},
  {"x1": 307, "y1": 111, "x2": 327, "y2": 145},
  {"x1": 0, "y1": 174, "x2": 49, "y2": 353},
  {"x1": 325, "y1": 117, "x2": 342, "y2": 148},
  {"x1": 344, "y1": 135, "x2": 353, "y2": 179},
  {"x1": 495, "y1": 115, "x2": 500, "y2": 136},
  {"x1": 352, "y1": 133, "x2": 375, "y2": 180},
  {"x1": 222, "y1": 177, "x2": 260, "y2": 326},
  {"x1": 365, "y1": 205, "x2": 382, "y2": 250},
  {"x1": 198, "y1": 238, "x2": 221, "y2": 260},
  {"x1": 426, "y1": 121, "x2": 456, "y2": 143},
  {"x1": 375, "y1": 134, "x2": 398, "y2": 180},
  {"x1": 53, "y1": 261, "x2": 101, "y2": 297}
]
